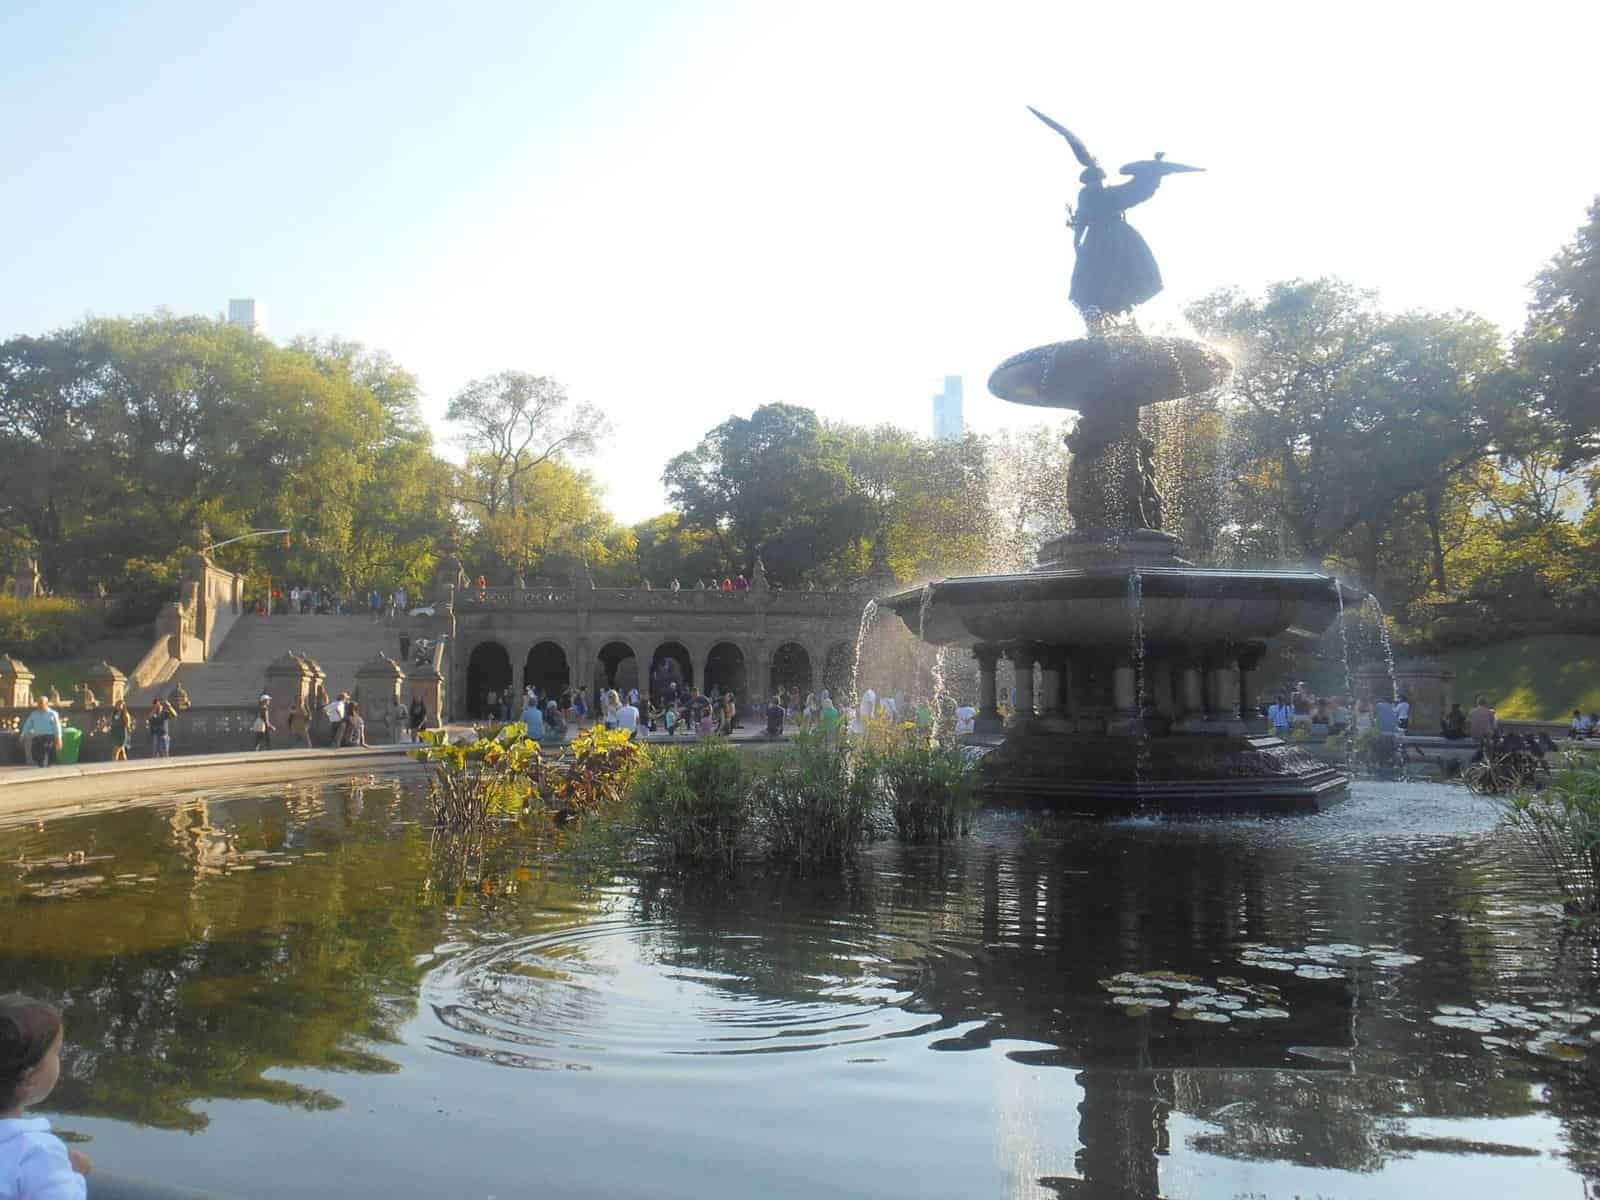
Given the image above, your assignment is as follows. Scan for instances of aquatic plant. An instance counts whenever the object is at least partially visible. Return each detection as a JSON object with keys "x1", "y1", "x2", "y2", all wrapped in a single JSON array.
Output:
[
  {"x1": 628, "y1": 738, "x2": 749, "y2": 866},
  {"x1": 871, "y1": 728, "x2": 981, "y2": 843},
  {"x1": 412, "y1": 724, "x2": 644, "y2": 831},
  {"x1": 749, "y1": 729, "x2": 879, "y2": 869},
  {"x1": 1497, "y1": 761, "x2": 1600, "y2": 920}
]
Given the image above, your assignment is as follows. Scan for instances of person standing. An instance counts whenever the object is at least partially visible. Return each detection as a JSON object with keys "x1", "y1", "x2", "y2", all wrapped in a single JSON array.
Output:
[
  {"x1": 343, "y1": 701, "x2": 368, "y2": 747},
  {"x1": 1468, "y1": 695, "x2": 1496, "y2": 748},
  {"x1": 20, "y1": 696, "x2": 62, "y2": 768},
  {"x1": 147, "y1": 697, "x2": 176, "y2": 758},
  {"x1": 286, "y1": 699, "x2": 312, "y2": 748},
  {"x1": 1395, "y1": 693, "x2": 1411, "y2": 732},
  {"x1": 615, "y1": 693, "x2": 640, "y2": 739},
  {"x1": 324, "y1": 691, "x2": 349, "y2": 748},
  {"x1": 408, "y1": 695, "x2": 428, "y2": 741},
  {"x1": 109, "y1": 698, "x2": 133, "y2": 762},
  {"x1": 252, "y1": 693, "x2": 275, "y2": 751}
]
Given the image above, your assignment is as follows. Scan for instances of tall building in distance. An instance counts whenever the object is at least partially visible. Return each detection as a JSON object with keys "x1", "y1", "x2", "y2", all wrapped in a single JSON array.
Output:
[
  {"x1": 226, "y1": 298, "x2": 260, "y2": 333},
  {"x1": 932, "y1": 375, "x2": 964, "y2": 441}
]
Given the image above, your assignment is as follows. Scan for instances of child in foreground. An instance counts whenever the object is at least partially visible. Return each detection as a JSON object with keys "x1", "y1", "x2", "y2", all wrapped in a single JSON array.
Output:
[{"x1": 1, "y1": 994, "x2": 89, "y2": 1199}]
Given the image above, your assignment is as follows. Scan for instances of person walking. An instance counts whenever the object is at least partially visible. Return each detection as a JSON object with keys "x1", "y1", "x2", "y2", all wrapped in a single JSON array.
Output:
[
  {"x1": 252, "y1": 693, "x2": 275, "y2": 751},
  {"x1": 20, "y1": 696, "x2": 63, "y2": 768},
  {"x1": 324, "y1": 690, "x2": 349, "y2": 748},
  {"x1": 147, "y1": 697, "x2": 176, "y2": 758}
]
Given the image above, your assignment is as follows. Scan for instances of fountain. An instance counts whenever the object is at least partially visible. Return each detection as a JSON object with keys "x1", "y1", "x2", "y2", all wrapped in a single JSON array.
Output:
[{"x1": 880, "y1": 110, "x2": 1352, "y2": 813}]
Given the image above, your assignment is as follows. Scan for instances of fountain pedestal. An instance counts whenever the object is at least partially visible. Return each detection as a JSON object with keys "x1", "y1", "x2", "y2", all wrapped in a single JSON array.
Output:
[{"x1": 882, "y1": 332, "x2": 1352, "y2": 813}]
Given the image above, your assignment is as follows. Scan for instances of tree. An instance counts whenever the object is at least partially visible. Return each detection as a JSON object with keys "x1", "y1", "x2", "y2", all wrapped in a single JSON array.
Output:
[
  {"x1": 663, "y1": 404, "x2": 862, "y2": 586},
  {"x1": 1518, "y1": 196, "x2": 1600, "y2": 465},
  {"x1": 629, "y1": 512, "x2": 726, "y2": 588},
  {"x1": 1187, "y1": 280, "x2": 1511, "y2": 589},
  {"x1": 446, "y1": 372, "x2": 605, "y2": 518},
  {"x1": 472, "y1": 460, "x2": 633, "y2": 583}
]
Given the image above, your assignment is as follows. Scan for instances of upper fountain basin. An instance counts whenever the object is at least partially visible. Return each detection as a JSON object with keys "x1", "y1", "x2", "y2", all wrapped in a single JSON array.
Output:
[
  {"x1": 988, "y1": 335, "x2": 1232, "y2": 411},
  {"x1": 882, "y1": 567, "x2": 1352, "y2": 650}
]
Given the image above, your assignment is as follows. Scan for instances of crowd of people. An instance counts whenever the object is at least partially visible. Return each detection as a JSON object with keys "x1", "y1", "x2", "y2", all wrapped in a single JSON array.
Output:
[{"x1": 250, "y1": 584, "x2": 413, "y2": 621}]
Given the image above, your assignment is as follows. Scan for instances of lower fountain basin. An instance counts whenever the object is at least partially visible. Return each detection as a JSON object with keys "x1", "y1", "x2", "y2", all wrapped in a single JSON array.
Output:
[{"x1": 883, "y1": 566, "x2": 1345, "y2": 650}]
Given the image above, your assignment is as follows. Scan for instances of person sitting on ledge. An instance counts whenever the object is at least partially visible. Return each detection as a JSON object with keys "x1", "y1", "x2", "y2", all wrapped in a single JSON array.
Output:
[
  {"x1": 1570, "y1": 709, "x2": 1593, "y2": 739},
  {"x1": 1441, "y1": 702, "x2": 1468, "y2": 739}
]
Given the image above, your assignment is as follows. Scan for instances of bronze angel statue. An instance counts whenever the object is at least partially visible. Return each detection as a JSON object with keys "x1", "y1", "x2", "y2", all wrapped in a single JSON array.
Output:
[{"x1": 1027, "y1": 107, "x2": 1202, "y2": 330}]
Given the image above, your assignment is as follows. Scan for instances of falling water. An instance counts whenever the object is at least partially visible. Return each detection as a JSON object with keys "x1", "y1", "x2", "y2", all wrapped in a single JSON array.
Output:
[
  {"x1": 849, "y1": 599, "x2": 880, "y2": 702},
  {"x1": 1364, "y1": 594, "x2": 1399, "y2": 703},
  {"x1": 1333, "y1": 579, "x2": 1355, "y2": 703},
  {"x1": 1127, "y1": 569, "x2": 1146, "y2": 703},
  {"x1": 913, "y1": 584, "x2": 937, "y2": 718},
  {"x1": 931, "y1": 645, "x2": 953, "y2": 737}
]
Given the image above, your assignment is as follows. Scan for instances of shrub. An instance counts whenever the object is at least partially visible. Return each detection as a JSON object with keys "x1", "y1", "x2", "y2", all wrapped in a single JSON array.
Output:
[
  {"x1": 1497, "y1": 762, "x2": 1600, "y2": 920},
  {"x1": 0, "y1": 596, "x2": 106, "y2": 661},
  {"x1": 750, "y1": 729, "x2": 878, "y2": 869},
  {"x1": 874, "y1": 730, "x2": 981, "y2": 843},
  {"x1": 628, "y1": 738, "x2": 749, "y2": 866}
]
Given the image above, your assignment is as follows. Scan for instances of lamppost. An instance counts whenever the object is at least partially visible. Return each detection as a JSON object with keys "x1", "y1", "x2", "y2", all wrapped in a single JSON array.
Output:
[{"x1": 209, "y1": 529, "x2": 292, "y2": 613}]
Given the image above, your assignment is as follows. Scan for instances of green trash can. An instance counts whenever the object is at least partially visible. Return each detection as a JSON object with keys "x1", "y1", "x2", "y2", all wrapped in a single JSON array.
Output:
[{"x1": 58, "y1": 725, "x2": 83, "y2": 765}]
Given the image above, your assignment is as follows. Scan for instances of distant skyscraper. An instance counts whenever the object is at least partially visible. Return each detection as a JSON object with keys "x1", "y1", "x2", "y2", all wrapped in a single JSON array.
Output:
[
  {"x1": 932, "y1": 375, "x2": 964, "y2": 441},
  {"x1": 226, "y1": 298, "x2": 260, "y2": 333}
]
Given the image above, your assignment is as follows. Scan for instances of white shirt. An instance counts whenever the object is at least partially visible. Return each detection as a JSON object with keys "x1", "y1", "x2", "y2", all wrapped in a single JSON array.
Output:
[
  {"x1": 0, "y1": 1116, "x2": 86, "y2": 1200},
  {"x1": 860, "y1": 688, "x2": 877, "y2": 719},
  {"x1": 615, "y1": 704, "x2": 639, "y2": 733},
  {"x1": 1395, "y1": 700, "x2": 1411, "y2": 723},
  {"x1": 955, "y1": 704, "x2": 976, "y2": 734}
]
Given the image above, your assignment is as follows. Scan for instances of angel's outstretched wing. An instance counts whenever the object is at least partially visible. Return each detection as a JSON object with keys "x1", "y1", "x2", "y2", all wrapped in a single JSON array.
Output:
[{"x1": 1026, "y1": 106, "x2": 1097, "y2": 170}]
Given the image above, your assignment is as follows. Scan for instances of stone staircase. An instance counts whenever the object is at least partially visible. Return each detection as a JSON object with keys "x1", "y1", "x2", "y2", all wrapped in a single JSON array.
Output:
[{"x1": 132, "y1": 613, "x2": 406, "y2": 707}]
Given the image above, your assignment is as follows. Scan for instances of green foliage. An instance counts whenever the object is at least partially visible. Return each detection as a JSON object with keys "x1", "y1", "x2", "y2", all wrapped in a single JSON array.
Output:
[
  {"x1": 750, "y1": 730, "x2": 878, "y2": 868},
  {"x1": 664, "y1": 403, "x2": 864, "y2": 587},
  {"x1": 869, "y1": 729, "x2": 981, "y2": 843},
  {"x1": 0, "y1": 595, "x2": 106, "y2": 660},
  {"x1": 629, "y1": 739, "x2": 750, "y2": 866},
  {"x1": 1434, "y1": 636, "x2": 1600, "y2": 721},
  {"x1": 1518, "y1": 196, "x2": 1600, "y2": 466},
  {"x1": 1497, "y1": 761, "x2": 1600, "y2": 919},
  {"x1": 0, "y1": 316, "x2": 453, "y2": 596}
]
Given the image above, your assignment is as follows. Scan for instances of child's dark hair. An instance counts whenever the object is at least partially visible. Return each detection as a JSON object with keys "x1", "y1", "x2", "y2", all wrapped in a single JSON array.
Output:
[{"x1": 0, "y1": 994, "x2": 62, "y2": 1108}]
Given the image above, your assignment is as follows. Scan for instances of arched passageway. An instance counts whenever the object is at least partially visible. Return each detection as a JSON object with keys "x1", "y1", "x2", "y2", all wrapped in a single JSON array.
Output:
[
  {"x1": 822, "y1": 642, "x2": 853, "y2": 702},
  {"x1": 523, "y1": 641, "x2": 570, "y2": 699},
  {"x1": 466, "y1": 641, "x2": 513, "y2": 718},
  {"x1": 770, "y1": 642, "x2": 812, "y2": 701},
  {"x1": 704, "y1": 642, "x2": 748, "y2": 712},
  {"x1": 594, "y1": 641, "x2": 639, "y2": 703},
  {"x1": 649, "y1": 641, "x2": 694, "y2": 702}
]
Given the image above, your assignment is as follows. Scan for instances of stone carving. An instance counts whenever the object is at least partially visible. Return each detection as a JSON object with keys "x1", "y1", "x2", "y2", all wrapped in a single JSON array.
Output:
[{"x1": 1027, "y1": 107, "x2": 1202, "y2": 331}]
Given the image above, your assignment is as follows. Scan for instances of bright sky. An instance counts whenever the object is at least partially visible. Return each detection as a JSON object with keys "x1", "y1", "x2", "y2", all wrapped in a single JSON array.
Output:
[{"x1": 4, "y1": 1, "x2": 1598, "y2": 523}]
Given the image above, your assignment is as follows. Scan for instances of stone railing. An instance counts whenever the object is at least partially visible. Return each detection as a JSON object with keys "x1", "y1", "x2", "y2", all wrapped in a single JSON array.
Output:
[
  {"x1": 0, "y1": 704, "x2": 258, "y2": 765},
  {"x1": 455, "y1": 585, "x2": 861, "y2": 616}
]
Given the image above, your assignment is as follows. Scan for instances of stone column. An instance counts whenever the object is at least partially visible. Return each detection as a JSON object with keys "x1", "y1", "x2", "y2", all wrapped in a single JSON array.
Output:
[
  {"x1": 1038, "y1": 651, "x2": 1064, "y2": 718},
  {"x1": 407, "y1": 663, "x2": 444, "y2": 730},
  {"x1": 1180, "y1": 661, "x2": 1205, "y2": 716},
  {"x1": 0, "y1": 655, "x2": 34, "y2": 708},
  {"x1": 1112, "y1": 659, "x2": 1138, "y2": 715},
  {"x1": 264, "y1": 653, "x2": 313, "y2": 737},
  {"x1": 1236, "y1": 647, "x2": 1264, "y2": 727},
  {"x1": 1007, "y1": 645, "x2": 1037, "y2": 718},
  {"x1": 973, "y1": 644, "x2": 1002, "y2": 733},
  {"x1": 1203, "y1": 657, "x2": 1234, "y2": 722},
  {"x1": 84, "y1": 661, "x2": 127, "y2": 708},
  {"x1": 355, "y1": 654, "x2": 406, "y2": 737}
]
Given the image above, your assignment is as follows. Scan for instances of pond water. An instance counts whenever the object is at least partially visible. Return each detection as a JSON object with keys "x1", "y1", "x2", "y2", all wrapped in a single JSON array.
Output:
[{"x1": 3, "y1": 774, "x2": 1598, "y2": 1199}]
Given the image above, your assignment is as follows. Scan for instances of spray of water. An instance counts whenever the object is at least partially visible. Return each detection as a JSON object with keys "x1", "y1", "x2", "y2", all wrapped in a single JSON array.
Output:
[
  {"x1": 1333, "y1": 579, "x2": 1355, "y2": 703},
  {"x1": 1364, "y1": 594, "x2": 1399, "y2": 703},
  {"x1": 849, "y1": 599, "x2": 879, "y2": 701}
]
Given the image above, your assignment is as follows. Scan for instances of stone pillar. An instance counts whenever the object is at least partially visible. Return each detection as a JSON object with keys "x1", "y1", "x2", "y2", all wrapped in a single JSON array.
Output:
[
  {"x1": 407, "y1": 663, "x2": 444, "y2": 730},
  {"x1": 1180, "y1": 662, "x2": 1205, "y2": 716},
  {"x1": 264, "y1": 653, "x2": 314, "y2": 738},
  {"x1": 1038, "y1": 652, "x2": 1064, "y2": 718},
  {"x1": 83, "y1": 661, "x2": 127, "y2": 708},
  {"x1": 1203, "y1": 658, "x2": 1236, "y2": 723},
  {"x1": 1237, "y1": 647, "x2": 1264, "y2": 728},
  {"x1": 0, "y1": 655, "x2": 34, "y2": 708},
  {"x1": 355, "y1": 654, "x2": 406, "y2": 740},
  {"x1": 1007, "y1": 645, "x2": 1037, "y2": 718},
  {"x1": 1112, "y1": 659, "x2": 1138, "y2": 715},
  {"x1": 973, "y1": 644, "x2": 1002, "y2": 733}
]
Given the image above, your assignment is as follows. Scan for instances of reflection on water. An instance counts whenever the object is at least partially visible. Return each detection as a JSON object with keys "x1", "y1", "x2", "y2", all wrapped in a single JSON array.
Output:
[{"x1": 2, "y1": 777, "x2": 1598, "y2": 1198}]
